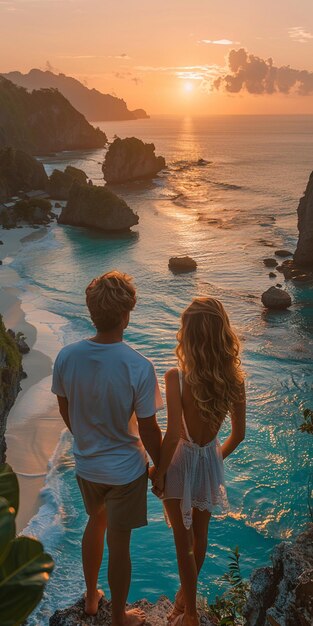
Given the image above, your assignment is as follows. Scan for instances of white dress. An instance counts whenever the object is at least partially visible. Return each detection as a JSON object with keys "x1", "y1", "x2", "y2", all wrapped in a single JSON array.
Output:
[{"x1": 163, "y1": 370, "x2": 229, "y2": 530}]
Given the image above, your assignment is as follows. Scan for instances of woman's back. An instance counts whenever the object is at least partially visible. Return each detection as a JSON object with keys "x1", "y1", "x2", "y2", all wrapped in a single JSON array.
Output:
[{"x1": 180, "y1": 373, "x2": 220, "y2": 446}]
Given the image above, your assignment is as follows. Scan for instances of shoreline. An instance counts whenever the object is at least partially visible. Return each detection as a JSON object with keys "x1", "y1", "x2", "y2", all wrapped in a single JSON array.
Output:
[{"x1": 0, "y1": 225, "x2": 66, "y2": 532}]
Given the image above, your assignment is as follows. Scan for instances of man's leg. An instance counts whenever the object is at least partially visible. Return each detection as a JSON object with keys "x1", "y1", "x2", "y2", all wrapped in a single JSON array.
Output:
[
  {"x1": 107, "y1": 527, "x2": 145, "y2": 626},
  {"x1": 82, "y1": 507, "x2": 107, "y2": 615}
]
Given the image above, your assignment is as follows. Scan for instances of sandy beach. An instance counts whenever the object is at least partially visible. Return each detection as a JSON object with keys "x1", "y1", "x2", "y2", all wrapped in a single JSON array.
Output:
[{"x1": 0, "y1": 225, "x2": 65, "y2": 532}]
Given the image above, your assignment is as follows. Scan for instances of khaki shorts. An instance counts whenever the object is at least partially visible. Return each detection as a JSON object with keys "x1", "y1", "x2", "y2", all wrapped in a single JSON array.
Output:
[{"x1": 76, "y1": 467, "x2": 148, "y2": 531}]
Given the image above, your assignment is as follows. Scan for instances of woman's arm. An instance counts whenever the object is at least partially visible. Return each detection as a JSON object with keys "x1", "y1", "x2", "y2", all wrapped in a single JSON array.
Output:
[
  {"x1": 221, "y1": 382, "x2": 246, "y2": 460},
  {"x1": 152, "y1": 368, "x2": 182, "y2": 495}
]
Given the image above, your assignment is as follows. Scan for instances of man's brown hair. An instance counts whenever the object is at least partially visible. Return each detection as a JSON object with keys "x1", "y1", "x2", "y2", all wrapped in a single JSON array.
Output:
[{"x1": 85, "y1": 270, "x2": 136, "y2": 332}]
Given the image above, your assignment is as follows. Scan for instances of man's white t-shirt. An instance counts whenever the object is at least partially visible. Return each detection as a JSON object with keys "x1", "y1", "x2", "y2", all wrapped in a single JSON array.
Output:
[{"x1": 51, "y1": 339, "x2": 163, "y2": 485}]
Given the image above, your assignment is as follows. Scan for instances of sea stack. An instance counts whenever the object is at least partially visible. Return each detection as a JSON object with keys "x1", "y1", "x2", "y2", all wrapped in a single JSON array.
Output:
[
  {"x1": 58, "y1": 182, "x2": 139, "y2": 231},
  {"x1": 102, "y1": 137, "x2": 165, "y2": 183},
  {"x1": 294, "y1": 171, "x2": 313, "y2": 267}
]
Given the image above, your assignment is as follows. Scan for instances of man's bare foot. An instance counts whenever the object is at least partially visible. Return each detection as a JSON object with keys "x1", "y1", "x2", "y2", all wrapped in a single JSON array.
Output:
[
  {"x1": 84, "y1": 589, "x2": 104, "y2": 615},
  {"x1": 112, "y1": 608, "x2": 146, "y2": 626}
]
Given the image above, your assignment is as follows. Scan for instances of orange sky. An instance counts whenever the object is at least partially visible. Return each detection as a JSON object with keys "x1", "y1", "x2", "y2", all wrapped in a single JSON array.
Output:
[{"x1": 1, "y1": 0, "x2": 313, "y2": 115}]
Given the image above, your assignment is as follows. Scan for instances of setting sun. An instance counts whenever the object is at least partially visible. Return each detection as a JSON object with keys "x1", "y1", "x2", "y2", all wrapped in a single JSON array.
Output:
[{"x1": 183, "y1": 81, "x2": 194, "y2": 92}]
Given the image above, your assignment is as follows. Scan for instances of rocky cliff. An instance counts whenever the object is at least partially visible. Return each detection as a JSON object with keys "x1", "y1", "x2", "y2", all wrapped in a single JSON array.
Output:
[
  {"x1": 0, "y1": 316, "x2": 23, "y2": 463},
  {"x1": 48, "y1": 165, "x2": 88, "y2": 200},
  {"x1": 243, "y1": 524, "x2": 313, "y2": 625},
  {"x1": 102, "y1": 137, "x2": 166, "y2": 183},
  {"x1": 58, "y1": 182, "x2": 139, "y2": 231},
  {"x1": 0, "y1": 76, "x2": 106, "y2": 155},
  {"x1": 49, "y1": 596, "x2": 214, "y2": 626},
  {"x1": 294, "y1": 171, "x2": 313, "y2": 267},
  {"x1": 3, "y1": 69, "x2": 149, "y2": 122},
  {"x1": 0, "y1": 147, "x2": 48, "y2": 201}
]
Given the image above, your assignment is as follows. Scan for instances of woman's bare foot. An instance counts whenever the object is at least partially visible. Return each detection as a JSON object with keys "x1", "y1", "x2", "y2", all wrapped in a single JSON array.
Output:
[
  {"x1": 84, "y1": 589, "x2": 104, "y2": 615},
  {"x1": 112, "y1": 607, "x2": 146, "y2": 626},
  {"x1": 168, "y1": 589, "x2": 184, "y2": 623},
  {"x1": 171, "y1": 614, "x2": 199, "y2": 626}
]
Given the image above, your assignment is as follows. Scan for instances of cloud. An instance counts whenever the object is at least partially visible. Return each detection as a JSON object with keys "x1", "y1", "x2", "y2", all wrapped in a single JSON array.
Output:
[
  {"x1": 288, "y1": 26, "x2": 313, "y2": 43},
  {"x1": 199, "y1": 39, "x2": 240, "y2": 45},
  {"x1": 212, "y1": 48, "x2": 313, "y2": 95},
  {"x1": 135, "y1": 64, "x2": 220, "y2": 81}
]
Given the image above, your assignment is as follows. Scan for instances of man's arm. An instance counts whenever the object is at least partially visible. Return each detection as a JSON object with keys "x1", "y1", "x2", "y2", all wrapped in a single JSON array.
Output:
[
  {"x1": 138, "y1": 415, "x2": 162, "y2": 467},
  {"x1": 57, "y1": 395, "x2": 72, "y2": 434}
]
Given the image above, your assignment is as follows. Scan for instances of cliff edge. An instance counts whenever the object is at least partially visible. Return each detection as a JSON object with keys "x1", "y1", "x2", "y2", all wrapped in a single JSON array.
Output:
[
  {"x1": 0, "y1": 316, "x2": 23, "y2": 463},
  {"x1": 294, "y1": 171, "x2": 313, "y2": 267},
  {"x1": 0, "y1": 76, "x2": 107, "y2": 155}
]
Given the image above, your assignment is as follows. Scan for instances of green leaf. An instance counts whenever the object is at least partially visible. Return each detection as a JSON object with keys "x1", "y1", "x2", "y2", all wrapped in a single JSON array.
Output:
[
  {"x1": 0, "y1": 497, "x2": 16, "y2": 566},
  {"x1": 0, "y1": 536, "x2": 54, "y2": 626},
  {"x1": 0, "y1": 464, "x2": 19, "y2": 516}
]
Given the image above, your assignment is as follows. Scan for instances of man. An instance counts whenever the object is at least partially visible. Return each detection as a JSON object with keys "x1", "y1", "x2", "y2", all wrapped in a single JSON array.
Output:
[{"x1": 52, "y1": 271, "x2": 163, "y2": 626}]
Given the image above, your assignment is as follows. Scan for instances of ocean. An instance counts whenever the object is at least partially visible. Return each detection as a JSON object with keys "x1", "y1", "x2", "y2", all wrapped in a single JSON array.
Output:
[{"x1": 10, "y1": 115, "x2": 313, "y2": 624}]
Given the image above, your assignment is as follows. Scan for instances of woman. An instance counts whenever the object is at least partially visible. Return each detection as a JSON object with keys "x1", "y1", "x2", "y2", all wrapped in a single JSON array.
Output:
[{"x1": 152, "y1": 297, "x2": 246, "y2": 626}]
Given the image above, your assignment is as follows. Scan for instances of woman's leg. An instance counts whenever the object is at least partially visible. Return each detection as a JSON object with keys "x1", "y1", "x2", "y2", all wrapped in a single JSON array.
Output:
[
  {"x1": 169, "y1": 509, "x2": 211, "y2": 619},
  {"x1": 164, "y1": 500, "x2": 199, "y2": 626},
  {"x1": 192, "y1": 509, "x2": 211, "y2": 574}
]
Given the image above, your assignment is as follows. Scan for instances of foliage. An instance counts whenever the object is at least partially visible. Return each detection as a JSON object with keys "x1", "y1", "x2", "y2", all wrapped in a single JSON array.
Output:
[
  {"x1": 0, "y1": 463, "x2": 54, "y2": 626},
  {"x1": 207, "y1": 547, "x2": 249, "y2": 626},
  {"x1": 298, "y1": 408, "x2": 313, "y2": 435}
]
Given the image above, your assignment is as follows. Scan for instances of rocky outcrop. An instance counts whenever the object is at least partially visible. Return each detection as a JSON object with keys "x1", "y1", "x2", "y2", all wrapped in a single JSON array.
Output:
[
  {"x1": 0, "y1": 198, "x2": 54, "y2": 229},
  {"x1": 3, "y1": 69, "x2": 149, "y2": 122},
  {"x1": 168, "y1": 256, "x2": 197, "y2": 273},
  {"x1": 243, "y1": 524, "x2": 313, "y2": 626},
  {"x1": 49, "y1": 596, "x2": 214, "y2": 626},
  {"x1": 58, "y1": 182, "x2": 139, "y2": 231},
  {"x1": 261, "y1": 286, "x2": 292, "y2": 310},
  {"x1": 102, "y1": 137, "x2": 165, "y2": 183},
  {"x1": 276, "y1": 259, "x2": 313, "y2": 283},
  {"x1": 0, "y1": 147, "x2": 48, "y2": 201},
  {"x1": 0, "y1": 76, "x2": 106, "y2": 154},
  {"x1": 294, "y1": 172, "x2": 313, "y2": 267},
  {"x1": 0, "y1": 316, "x2": 23, "y2": 463},
  {"x1": 48, "y1": 166, "x2": 88, "y2": 200}
]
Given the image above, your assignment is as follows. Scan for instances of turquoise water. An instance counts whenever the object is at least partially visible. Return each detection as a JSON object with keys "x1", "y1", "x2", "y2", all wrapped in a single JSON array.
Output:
[{"x1": 12, "y1": 115, "x2": 313, "y2": 623}]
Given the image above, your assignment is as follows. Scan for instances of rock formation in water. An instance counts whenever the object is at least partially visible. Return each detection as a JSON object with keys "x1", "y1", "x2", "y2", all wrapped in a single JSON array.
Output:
[
  {"x1": 1, "y1": 199, "x2": 54, "y2": 229},
  {"x1": 48, "y1": 166, "x2": 88, "y2": 200},
  {"x1": 0, "y1": 147, "x2": 48, "y2": 201},
  {"x1": 294, "y1": 171, "x2": 313, "y2": 267},
  {"x1": 261, "y1": 286, "x2": 292, "y2": 310},
  {"x1": 58, "y1": 182, "x2": 139, "y2": 231},
  {"x1": 0, "y1": 316, "x2": 23, "y2": 463},
  {"x1": 3, "y1": 69, "x2": 149, "y2": 122},
  {"x1": 102, "y1": 137, "x2": 166, "y2": 184},
  {"x1": 168, "y1": 256, "x2": 197, "y2": 273},
  {"x1": 49, "y1": 596, "x2": 215, "y2": 626},
  {"x1": 0, "y1": 76, "x2": 106, "y2": 154},
  {"x1": 243, "y1": 524, "x2": 313, "y2": 626}
]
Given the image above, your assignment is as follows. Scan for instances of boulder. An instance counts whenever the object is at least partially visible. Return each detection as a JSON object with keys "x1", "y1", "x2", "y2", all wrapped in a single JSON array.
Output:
[
  {"x1": 269, "y1": 272, "x2": 277, "y2": 278},
  {"x1": 0, "y1": 147, "x2": 48, "y2": 201},
  {"x1": 168, "y1": 256, "x2": 197, "y2": 273},
  {"x1": 261, "y1": 286, "x2": 292, "y2": 310},
  {"x1": 48, "y1": 166, "x2": 88, "y2": 200},
  {"x1": 243, "y1": 524, "x2": 313, "y2": 626},
  {"x1": 102, "y1": 137, "x2": 166, "y2": 183},
  {"x1": 275, "y1": 249, "x2": 293, "y2": 258},
  {"x1": 58, "y1": 182, "x2": 139, "y2": 232},
  {"x1": 263, "y1": 258, "x2": 278, "y2": 268},
  {"x1": 294, "y1": 171, "x2": 313, "y2": 267},
  {"x1": 49, "y1": 596, "x2": 215, "y2": 626}
]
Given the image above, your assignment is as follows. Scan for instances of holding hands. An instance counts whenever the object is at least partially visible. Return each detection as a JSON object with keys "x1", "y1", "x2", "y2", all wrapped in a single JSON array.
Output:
[{"x1": 149, "y1": 465, "x2": 165, "y2": 498}]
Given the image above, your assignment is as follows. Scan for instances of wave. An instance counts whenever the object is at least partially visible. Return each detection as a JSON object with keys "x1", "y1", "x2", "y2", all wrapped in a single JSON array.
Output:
[{"x1": 21, "y1": 429, "x2": 73, "y2": 550}]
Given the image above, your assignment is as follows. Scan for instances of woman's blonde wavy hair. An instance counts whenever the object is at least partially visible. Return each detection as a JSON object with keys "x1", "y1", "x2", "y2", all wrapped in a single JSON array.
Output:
[
  {"x1": 86, "y1": 270, "x2": 136, "y2": 332},
  {"x1": 176, "y1": 297, "x2": 244, "y2": 430}
]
